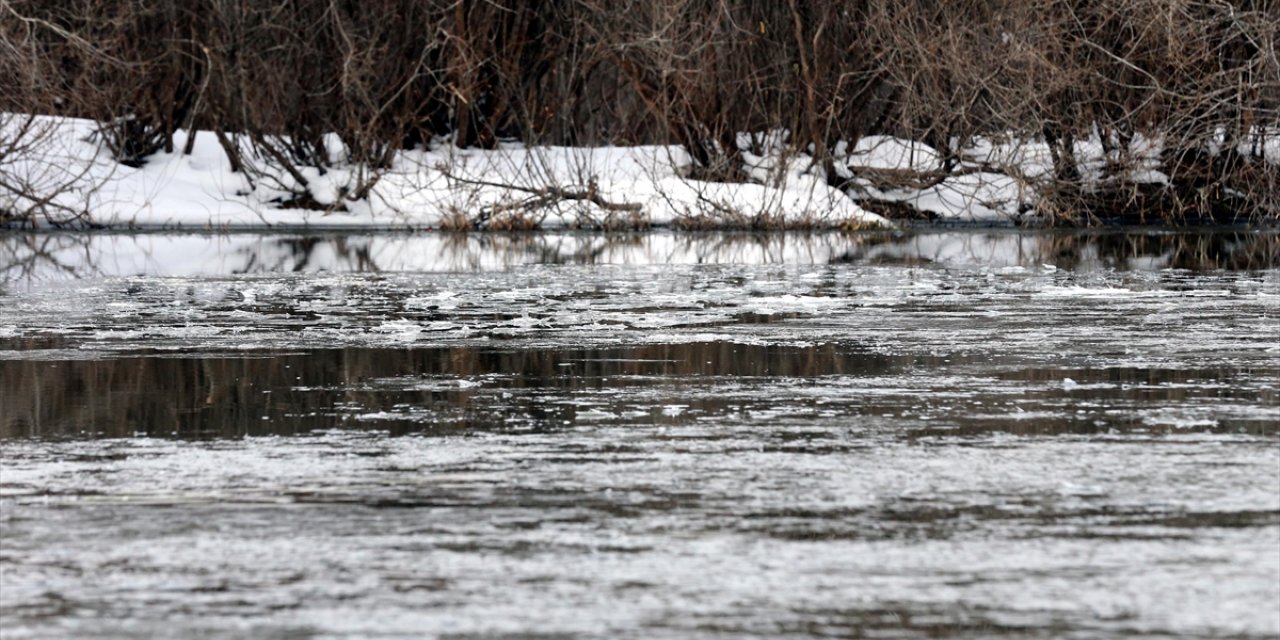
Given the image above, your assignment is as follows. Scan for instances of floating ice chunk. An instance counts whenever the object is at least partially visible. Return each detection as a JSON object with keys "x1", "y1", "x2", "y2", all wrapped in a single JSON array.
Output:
[
  {"x1": 1140, "y1": 409, "x2": 1220, "y2": 429},
  {"x1": 576, "y1": 408, "x2": 617, "y2": 421},
  {"x1": 373, "y1": 320, "x2": 422, "y2": 341},
  {"x1": 405, "y1": 291, "x2": 460, "y2": 310},
  {"x1": 1036, "y1": 285, "x2": 1135, "y2": 298},
  {"x1": 353, "y1": 411, "x2": 399, "y2": 421}
]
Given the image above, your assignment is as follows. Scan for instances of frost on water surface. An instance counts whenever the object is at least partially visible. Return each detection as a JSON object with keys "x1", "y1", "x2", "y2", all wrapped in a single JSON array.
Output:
[{"x1": 1, "y1": 230, "x2": 1278, "y2": 638}]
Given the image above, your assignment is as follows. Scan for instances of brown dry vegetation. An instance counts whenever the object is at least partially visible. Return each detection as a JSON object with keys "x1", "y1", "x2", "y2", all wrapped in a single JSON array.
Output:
[{"x1": 2, "y1": 0, "x2": 1278, "y2": 225}]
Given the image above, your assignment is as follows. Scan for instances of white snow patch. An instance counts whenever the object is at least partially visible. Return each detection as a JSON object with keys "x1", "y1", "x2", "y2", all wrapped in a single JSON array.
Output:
[{"x1": 2, "y1": 115, "x2": 892, "y2": 230}]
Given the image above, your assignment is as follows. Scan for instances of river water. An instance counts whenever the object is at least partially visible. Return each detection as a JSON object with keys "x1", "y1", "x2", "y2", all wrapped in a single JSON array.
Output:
[{"x1": 1, "y1": 230, "x2": 1278, "y2": 638}]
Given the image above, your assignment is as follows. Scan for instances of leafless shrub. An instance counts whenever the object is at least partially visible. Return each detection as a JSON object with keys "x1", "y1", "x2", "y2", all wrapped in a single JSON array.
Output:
[
  {"x1": 861, "y1": 0, "x2": 1279, "y2": 222},
  {"x1": 2, "y1": 0, "x2": 1276, "y2": 227},
  {"x1": 0, "y1": 1, "x2": 113, "y2": 227}
]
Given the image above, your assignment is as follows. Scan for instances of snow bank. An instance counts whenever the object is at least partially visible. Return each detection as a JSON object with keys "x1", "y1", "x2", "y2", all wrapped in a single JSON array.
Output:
[
  {"x1": 1, "y1": 115, "x2": 891, "y2": 231},
  {"x1": 6, "y1": 115, "x2": 1276, "y2": 230}
]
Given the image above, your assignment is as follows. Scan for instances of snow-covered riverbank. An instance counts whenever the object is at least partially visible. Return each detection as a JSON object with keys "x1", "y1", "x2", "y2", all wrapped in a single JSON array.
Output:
[
  {"x1": 4, "y1": 115, "x2": 885, "y2": 230},
  {"x1": 11, "y1": 115, "x2": 1273, "y2": 231}
]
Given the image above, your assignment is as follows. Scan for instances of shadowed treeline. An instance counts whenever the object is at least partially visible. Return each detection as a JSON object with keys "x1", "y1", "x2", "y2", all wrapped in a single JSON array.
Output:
[{"x1": 2, "y1": 1, "x2": 1277, "y2": 223}]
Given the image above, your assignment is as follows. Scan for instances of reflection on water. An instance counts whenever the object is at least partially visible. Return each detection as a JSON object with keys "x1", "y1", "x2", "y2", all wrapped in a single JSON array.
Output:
[
  {"x1": 0, "y1": 343, "x2": 871, "y2": 439},
  {"x1": 3, "y1": 343, "x2": 1275, "y2": 440},
  {"x1": 2, "y1": 228, "x2": 1276, "y2": 286}
]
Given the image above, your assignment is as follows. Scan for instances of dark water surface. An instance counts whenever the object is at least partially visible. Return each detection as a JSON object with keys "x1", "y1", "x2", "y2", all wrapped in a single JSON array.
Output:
[{"x1": 2, "y1": 230, "x2": 1278, "y2": 638}]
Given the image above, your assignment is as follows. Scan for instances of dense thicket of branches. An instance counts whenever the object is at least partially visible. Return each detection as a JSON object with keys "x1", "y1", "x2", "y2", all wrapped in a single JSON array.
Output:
[{"x1": 3, "y1": 0, "x2": 1278, "y2": 223}]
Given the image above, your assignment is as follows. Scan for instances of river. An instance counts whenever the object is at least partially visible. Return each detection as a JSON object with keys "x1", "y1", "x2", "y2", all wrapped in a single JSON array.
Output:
[{"x1": 1, "y1": 229, "x2": 1277, "y2": 638}]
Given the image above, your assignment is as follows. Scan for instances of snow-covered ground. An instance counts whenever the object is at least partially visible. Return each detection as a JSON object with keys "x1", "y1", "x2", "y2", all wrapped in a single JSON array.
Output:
[
  {"x1": 1, "y1": 116, "x2": 890, "y2": 230},
  {"x1": 10, "y1": 115, "x2": 1273, "y2": 230}
]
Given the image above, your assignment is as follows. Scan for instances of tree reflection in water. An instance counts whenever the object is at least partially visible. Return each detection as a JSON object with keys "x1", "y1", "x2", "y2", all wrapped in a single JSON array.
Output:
[
  {"x1": 2, "y1": 228, "x2": 1275, "y2": 441},
  {"x1": 1, "y1": 343, "x2": 883, "y2": 439},
  {"x1": 1, "y1": 229, "x2": 1276, "y2": 287},
  {"x1": 5, "y1": 340, "x2": 1273, "y2": 440}
]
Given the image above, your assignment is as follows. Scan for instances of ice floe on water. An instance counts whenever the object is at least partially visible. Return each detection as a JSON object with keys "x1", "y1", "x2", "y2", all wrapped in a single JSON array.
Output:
[
  {"x1": 1, "y1": 431, "x2": 1277, "y2": 637},
  {"x1": 1, "y1": 229, "x2": 1277, "y2": 638}
]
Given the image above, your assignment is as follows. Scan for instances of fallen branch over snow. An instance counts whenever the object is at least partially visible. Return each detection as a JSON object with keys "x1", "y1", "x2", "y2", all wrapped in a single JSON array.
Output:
[{"x1": 435, "y1": 163, "x2": 642, "y2": 228}]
